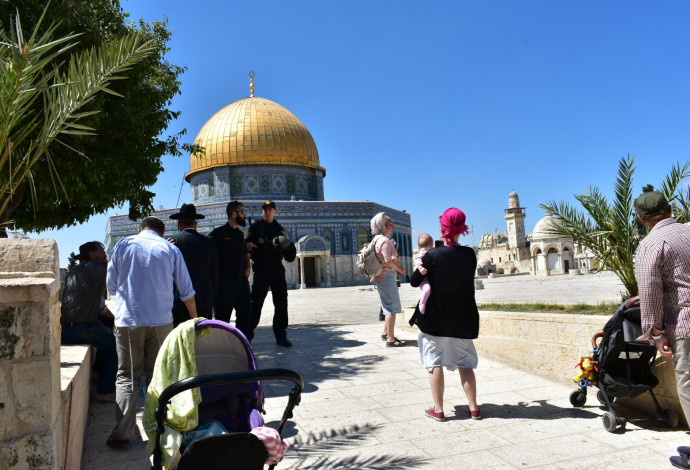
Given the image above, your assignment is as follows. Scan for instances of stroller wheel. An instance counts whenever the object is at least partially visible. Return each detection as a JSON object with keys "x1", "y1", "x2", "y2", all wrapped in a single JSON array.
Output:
[
  {"x1": 602, "y1": 411, "x2": 619, "y2": 432},
  {"x1": 569, "y1": 390, "x2": 586, "y2": 407},
  {"x1": 596, "y1": 389, "x2": 612, "y2": 406},
  {"x1": 662, "y1": 409, "x2": 679, "y2": 428}
]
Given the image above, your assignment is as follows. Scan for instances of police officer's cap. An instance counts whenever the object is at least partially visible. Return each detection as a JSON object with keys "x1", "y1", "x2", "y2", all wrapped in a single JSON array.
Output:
[{"x1": 262, "y1": 200, "x2": 276, "y2": 210}]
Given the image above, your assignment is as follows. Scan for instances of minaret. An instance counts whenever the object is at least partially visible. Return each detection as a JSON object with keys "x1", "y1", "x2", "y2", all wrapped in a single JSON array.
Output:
[{"x1": 504, "y1": 191, "x2": 526, "y2": 249}]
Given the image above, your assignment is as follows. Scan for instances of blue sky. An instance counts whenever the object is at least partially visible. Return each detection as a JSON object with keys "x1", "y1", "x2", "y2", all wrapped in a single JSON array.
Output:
[{"x1": 30, "y1": 0, "x2": 690, "y2": 266}]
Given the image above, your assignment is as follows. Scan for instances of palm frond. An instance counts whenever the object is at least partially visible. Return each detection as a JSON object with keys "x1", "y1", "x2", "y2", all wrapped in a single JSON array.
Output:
[{"x1": 0, "y1": 6, "x2": 153, "y2": 221}]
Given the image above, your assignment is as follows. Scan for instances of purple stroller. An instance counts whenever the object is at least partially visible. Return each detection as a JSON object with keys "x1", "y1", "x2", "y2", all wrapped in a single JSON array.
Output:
[{"x1": 150, "y1": 320, "x2": 303, "y2": 469}]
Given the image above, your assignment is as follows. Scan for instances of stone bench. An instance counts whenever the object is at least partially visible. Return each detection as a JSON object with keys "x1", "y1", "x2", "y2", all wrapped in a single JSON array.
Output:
[{"x1": 60, "y1": 345, "x2": 92, "y2": 470}]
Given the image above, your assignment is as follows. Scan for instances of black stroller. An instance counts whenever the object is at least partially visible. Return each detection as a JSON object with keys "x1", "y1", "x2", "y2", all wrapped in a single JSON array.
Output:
[
  {"x1": 569, "y1": 297, "x2": 679, "y2": 432},
  {"x1": 148, "y1": 320, "x2": 303, "y2": 469}
]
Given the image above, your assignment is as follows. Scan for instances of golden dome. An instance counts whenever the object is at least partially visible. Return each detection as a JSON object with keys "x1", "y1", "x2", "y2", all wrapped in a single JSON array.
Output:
[{"x1": 186, "y1": 96, "x2": 323, "y2": 181}]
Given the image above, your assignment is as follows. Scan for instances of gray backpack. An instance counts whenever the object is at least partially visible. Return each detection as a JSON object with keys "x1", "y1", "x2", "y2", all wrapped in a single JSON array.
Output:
[{"x1": 356, "y1": 236, "x2": 385, "y2": 277}]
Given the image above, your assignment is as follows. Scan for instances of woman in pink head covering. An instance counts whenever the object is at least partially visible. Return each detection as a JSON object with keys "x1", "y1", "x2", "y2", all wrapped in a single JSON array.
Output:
[{"x1": 409, "y1": 207, "x2": 481, "y2": 421}]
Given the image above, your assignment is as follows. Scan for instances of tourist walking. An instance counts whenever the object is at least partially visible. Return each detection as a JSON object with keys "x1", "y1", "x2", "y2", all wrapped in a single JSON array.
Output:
[
  {"x1": 409, "y1": 207, "x2": 481, "y2": 421},
  {"x1": 105, "y1": 217, "x2": 197, "y2": 448},
  {"x1": 60, "y1": 241, "x2": 117, "y2": 403},
  {"x1": 169, "y1": 203, "x2": 218, "y2": 326},
  {"x1": 632, "y1": 186, "x2": 690, "y2": 469},
  {"x1": 209, "y1": 200, "x2": 254, "y2": 340},
  {"x1": 370, "y1": 212, "x2": 406, "y2": 347}
]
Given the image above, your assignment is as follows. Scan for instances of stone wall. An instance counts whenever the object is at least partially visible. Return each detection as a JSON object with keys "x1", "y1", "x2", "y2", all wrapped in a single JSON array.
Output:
[
  {"x1": 399, "y1": 308, "x2": 684, "y2": 425},
  {"x1": 0, "y1": 239, "x2": 63, "y2": 469}
]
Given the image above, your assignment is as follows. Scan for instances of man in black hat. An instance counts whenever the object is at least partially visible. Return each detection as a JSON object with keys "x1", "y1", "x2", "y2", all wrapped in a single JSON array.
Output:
[
  {"x1": 246, "y1": 200, "x2": 296, "y2": 347},
  {"x1": 209, "y1": 200, "x2": 254, "y2": 340},
  {"x1": 169, "y1": 203, "x2": 218, "y2": 326},
  {"x1": 633, "y1": 185, "x2": 690, "y2": 468}
]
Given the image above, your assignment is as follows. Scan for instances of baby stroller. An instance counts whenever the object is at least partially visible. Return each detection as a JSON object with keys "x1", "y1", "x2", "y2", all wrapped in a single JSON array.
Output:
[
  {"x1": 146, "y1": 319, "x2": 303, "y2": 469},
  {"x1": 569, "y1": 297, "x2": 679, "y2": 432}
]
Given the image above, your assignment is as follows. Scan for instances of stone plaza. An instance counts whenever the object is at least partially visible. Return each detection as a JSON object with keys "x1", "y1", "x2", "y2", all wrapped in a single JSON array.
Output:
[{"x1": 74, "y1": 271, "x2": 687, "y2": 469}]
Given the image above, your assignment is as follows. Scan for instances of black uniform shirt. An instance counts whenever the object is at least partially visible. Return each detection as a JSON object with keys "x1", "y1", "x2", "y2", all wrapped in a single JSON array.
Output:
[
  {"x1": 246, "y1": 219, "x2": 286, "y2": 266},
  {"x1": 209, "y1": 224, "x2": 248, "y2": 277}
]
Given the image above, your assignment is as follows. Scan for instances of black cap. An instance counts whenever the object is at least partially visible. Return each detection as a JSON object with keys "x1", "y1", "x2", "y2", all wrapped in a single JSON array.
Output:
[
  {"x1": 170, "y1": 203, "x2": 205, "y2": 220},
  {"x1": 262, "y1": 200, "x2": 276, "y2": 210}
]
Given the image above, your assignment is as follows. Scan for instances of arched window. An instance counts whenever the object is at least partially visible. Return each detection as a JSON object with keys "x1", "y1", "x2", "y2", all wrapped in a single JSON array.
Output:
[
  {"x1": 548, "y1": 248, "x2": 558, "y2": 254},
  {"x1": 340, "y1": 229, "x2": 351, "y2": 253},
  {"x1": 563, "y1": 247, "x2": 570, "y2": 252},
  {"x1": 535, "y1": 248, "x2": 542, "y2": 255},
  {"x1": 323, "y1": 229, "x2": 335, "y2": 254}
]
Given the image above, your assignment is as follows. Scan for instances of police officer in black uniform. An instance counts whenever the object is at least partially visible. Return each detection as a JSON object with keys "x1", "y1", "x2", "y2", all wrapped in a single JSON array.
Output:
[
  {"x1": 209, "y1": 200, "x2": 253, "y2": 340},
  {"x1": 246, "y1": 200, "x2": 296, "y2": 347}
]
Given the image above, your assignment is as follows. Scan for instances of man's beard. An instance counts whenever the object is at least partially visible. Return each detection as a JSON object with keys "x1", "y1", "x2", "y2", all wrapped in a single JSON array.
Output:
[{"x1": 237, "y1": 215, "x2": 246, "y2": 227}]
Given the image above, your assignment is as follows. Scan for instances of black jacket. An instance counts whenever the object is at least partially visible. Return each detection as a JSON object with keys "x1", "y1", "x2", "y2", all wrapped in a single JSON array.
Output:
[
  {"x1": 60, "y1": 261, "x2": 106, "y2": 324},
  {"x1": 170, "y1": 229, "x2": 218, "y2": 319},
  {"x1": 209, "y1": 224, "x2": 248, "y2": 278},
  {"x1": 410, "y1": 245, "x2": 479, "y2": 339}
]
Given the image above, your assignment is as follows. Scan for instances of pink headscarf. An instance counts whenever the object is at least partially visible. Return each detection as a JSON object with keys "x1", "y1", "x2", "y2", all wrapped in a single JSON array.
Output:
[{"x1": 440, "y1": 207, "x2": 469, "y2": 246}]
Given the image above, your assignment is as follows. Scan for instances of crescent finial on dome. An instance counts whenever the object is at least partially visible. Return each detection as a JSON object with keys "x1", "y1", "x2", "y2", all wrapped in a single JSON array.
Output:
[{"x1": 249, "y1": 71, "x2": 255, "y2": 97}]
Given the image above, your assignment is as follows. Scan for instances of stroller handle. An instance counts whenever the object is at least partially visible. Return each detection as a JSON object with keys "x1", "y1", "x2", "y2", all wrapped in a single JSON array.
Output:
[
  {"x1": 592, "y1": 331, "x2": 604, "y2": 350},
  {"x1": 155, "y1": 368, "x2": 303, "y2": 407}
]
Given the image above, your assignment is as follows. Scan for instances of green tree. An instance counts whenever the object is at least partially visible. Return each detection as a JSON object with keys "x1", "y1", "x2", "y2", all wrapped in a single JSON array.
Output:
[
  {"x1": 0, "y1": 5, "x2": 154, "y2": 234},
  {"x1": 0, "y1": 0, "x2": 192, "y2": 233},
  {"x1": 65, "y1": 250, "x2": 78, "y2": 274},
  {"x1": 541, "y1": 155, "x2": 690, "y2": 298}
]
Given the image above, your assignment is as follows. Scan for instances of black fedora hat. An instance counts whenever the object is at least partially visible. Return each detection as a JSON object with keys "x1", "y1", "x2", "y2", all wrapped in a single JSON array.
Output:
[{"x1": 170, "y1": 203, "x2": 205, "y2": 220}]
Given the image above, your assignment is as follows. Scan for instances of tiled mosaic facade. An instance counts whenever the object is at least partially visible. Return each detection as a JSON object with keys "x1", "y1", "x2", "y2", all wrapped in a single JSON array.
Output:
[
  {"x1": 189, "y1": 165, "x2": 325, "y2": 204},
  {"x1": 106, "y1": 200, "x2": 412, "y2": 288}
]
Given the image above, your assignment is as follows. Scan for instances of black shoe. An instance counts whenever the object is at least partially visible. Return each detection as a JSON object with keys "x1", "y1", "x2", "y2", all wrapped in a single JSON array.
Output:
[
  {"x1": 276, "y1": 338, "x2": 292, "y2": 347},
  {"x1": 671, "y1": 455, "x2": 690, "y2": 469},
  {"x1": 379, "y1": 314, "x2": 385, "y2": 321},
  {"x1": 679, "y1": 447, "x2": 690, "y2": 460}
]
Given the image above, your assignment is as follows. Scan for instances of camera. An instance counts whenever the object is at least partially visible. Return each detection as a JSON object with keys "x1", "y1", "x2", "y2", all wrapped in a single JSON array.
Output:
[{"x1": 270, "y1": 235, "x2": 291, "y2": 251}]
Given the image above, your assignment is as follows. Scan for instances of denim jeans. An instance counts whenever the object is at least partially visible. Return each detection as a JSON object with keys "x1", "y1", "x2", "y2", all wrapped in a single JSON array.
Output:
[{"x1": 61, "y1": 323, "x2": 117, "y2": 394}]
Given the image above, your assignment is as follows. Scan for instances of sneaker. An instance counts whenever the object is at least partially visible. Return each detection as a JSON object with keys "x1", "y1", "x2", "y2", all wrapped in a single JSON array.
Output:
[
  {"x1": 470, "y1": 408, "x2": 482, "y2": 420},
  {"x1": 276, "y1": 338, "x2": 293, "y2": 347},
  {"x1": 424, "y1": 406, "x2": 445, "y2": 422},
  {"x1": 679, "y1": 447, "x2": 690, "y2": 460},
  {"x1": 671, "y1": 455, "x2": 690, "y2": 469}
]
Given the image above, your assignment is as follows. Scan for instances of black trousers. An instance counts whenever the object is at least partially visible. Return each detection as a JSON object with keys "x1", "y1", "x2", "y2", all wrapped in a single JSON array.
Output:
[
  {"x1": 173, "y1": 304, "x2": 213, "y2": 328},
  {"x1": 251, "y1": 264, "x2": 288, "y2": 341},
  {"x1": 215, "y1": 276, "x2": 253, "y2": 341}
]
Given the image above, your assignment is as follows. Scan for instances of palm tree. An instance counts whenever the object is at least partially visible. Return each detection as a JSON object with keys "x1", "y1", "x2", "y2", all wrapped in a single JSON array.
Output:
[
  {"x1": 541, "y1": 154, "x2": 690, "y2": 298},
  {"x1": 0, "y1": 7, "x2": 153, "y2": 234}
]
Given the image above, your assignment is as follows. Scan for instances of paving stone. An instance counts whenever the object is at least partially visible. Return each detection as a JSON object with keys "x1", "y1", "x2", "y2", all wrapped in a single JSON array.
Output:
[{"x1": 84, "y1": 280, "x2": 687, "y2": 469}]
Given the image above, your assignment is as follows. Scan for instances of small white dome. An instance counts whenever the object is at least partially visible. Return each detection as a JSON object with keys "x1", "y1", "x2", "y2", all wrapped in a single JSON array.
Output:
[
  {"x1": 477, "y1": 258, "x2": 491, "y2": 267},
  {"x1": 531, "y1": 215, "x2": 563, "y2": 240}
]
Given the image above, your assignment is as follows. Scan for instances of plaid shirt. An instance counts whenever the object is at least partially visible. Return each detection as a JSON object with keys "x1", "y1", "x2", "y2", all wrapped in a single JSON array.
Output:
[{"x1": 635, "y1": 218, "x2": 690, "y2": 342}]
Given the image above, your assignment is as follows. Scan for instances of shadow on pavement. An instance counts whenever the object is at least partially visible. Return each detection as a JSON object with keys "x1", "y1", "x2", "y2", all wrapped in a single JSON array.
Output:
[{"x1": 282, "y1": 424, "x2": 427, "y2": 469}]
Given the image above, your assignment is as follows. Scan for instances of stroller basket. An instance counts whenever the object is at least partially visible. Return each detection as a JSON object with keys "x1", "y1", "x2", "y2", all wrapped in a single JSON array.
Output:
[{"x1": 152, "y1": 368, "x2": 304, "y2": 470}]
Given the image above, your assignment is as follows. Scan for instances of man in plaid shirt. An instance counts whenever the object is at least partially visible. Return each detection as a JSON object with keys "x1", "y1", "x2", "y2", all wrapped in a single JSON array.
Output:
[{"x1": 634, "y1": 186, "x2": 690, "y2": 469}]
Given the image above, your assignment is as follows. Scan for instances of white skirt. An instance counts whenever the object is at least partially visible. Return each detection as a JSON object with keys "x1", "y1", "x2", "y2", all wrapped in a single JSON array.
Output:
[{"x1": 418, "y1": 332, "x2": 478, "y2": 372}]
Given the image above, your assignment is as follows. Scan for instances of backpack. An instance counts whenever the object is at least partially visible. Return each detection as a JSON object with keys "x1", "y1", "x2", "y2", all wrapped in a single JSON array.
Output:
[{"x1": 356, "y1": 236, "x2": 385, "y2": 277}]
